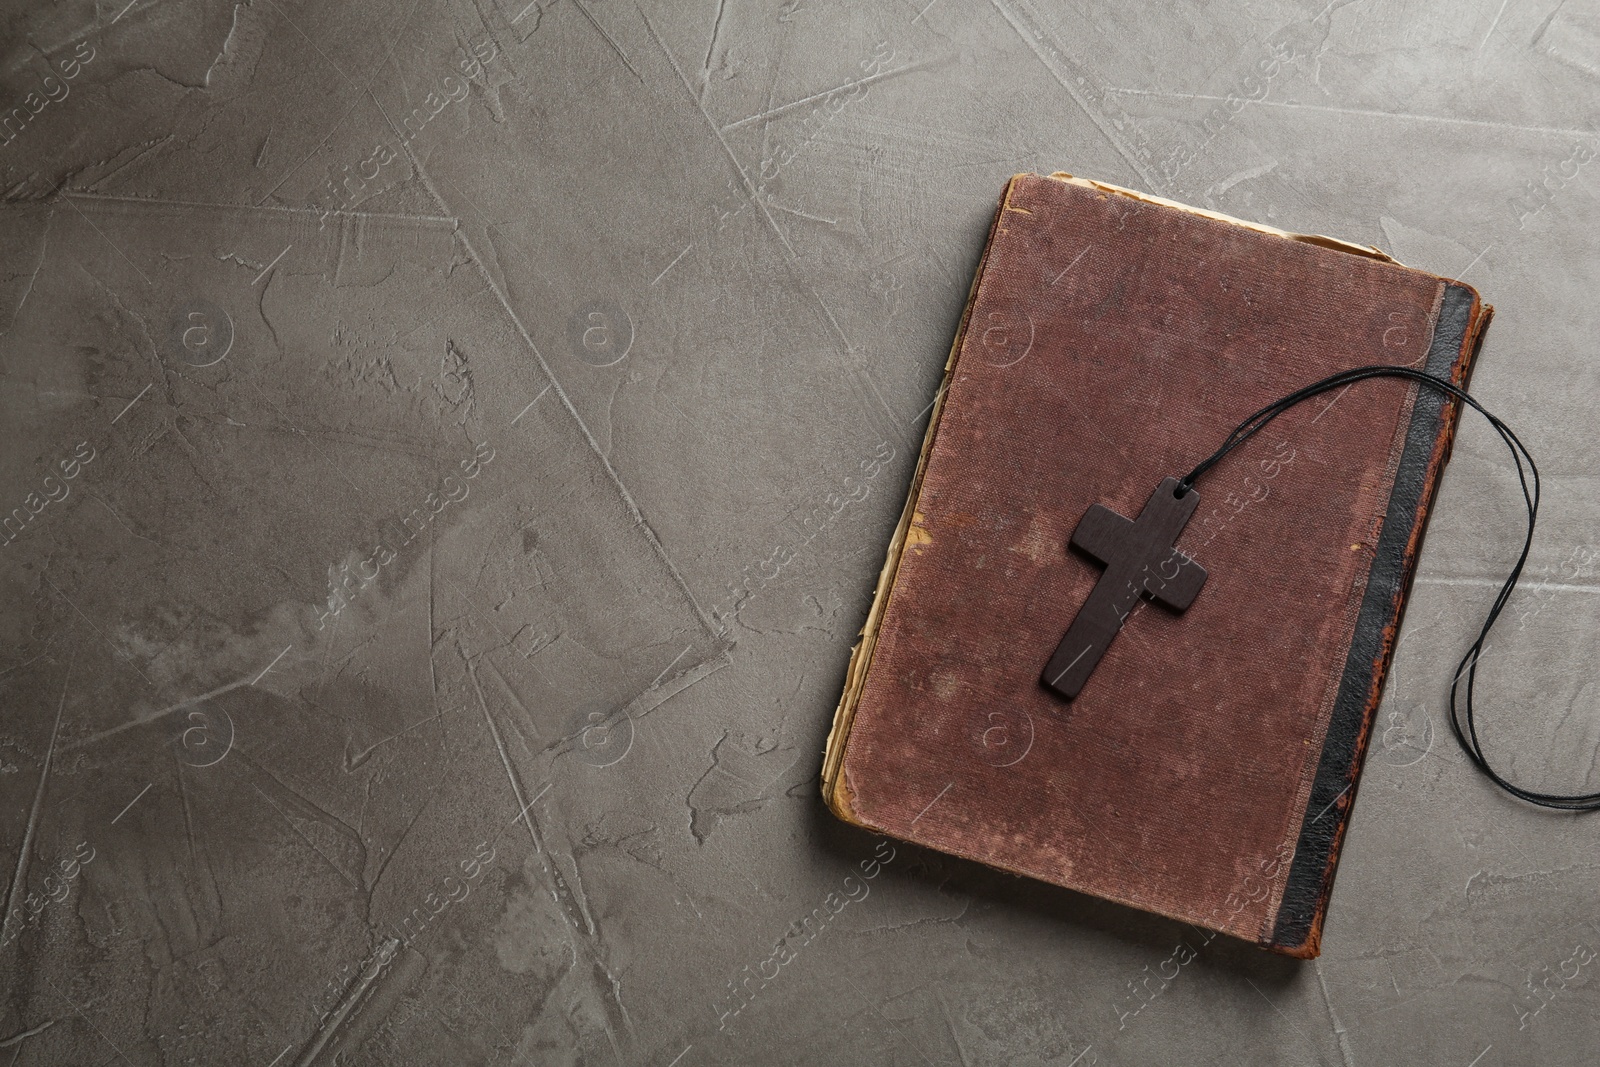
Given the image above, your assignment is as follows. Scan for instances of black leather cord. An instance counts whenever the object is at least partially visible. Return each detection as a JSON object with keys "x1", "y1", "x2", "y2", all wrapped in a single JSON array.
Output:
[{"x1": 1178, "y1": 365, "x2": 1596, "y2": 811}]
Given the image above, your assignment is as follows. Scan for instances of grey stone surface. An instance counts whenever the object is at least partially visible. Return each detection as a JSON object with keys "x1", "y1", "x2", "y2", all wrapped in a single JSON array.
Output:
[{"x1": 1, "y1": 0, "x2": 1597, "y2": 1064}]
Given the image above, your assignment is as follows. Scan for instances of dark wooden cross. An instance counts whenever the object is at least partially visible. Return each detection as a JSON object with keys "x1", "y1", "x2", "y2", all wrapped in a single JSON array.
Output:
[{"x1": 1041, "y1": 477, "x2": 1208, "y2": 699}]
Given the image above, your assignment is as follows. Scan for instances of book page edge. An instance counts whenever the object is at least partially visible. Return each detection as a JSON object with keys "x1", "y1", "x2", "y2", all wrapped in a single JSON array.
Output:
[
  {"x1": 1047, "y1": 172, "x2": 1397, "y2": 264},
  {"x1": 819, "y1": 176, "x2": 1026, "y2": 824}
]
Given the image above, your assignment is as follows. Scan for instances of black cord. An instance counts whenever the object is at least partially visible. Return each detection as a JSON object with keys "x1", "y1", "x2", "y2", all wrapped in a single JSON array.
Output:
[{"x1": 1178, "y1": 365, "x2": 1596, "y2": 812}]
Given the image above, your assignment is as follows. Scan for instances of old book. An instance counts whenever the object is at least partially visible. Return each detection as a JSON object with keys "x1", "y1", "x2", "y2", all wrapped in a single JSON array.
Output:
[{"x1": 821, "y1": 172, "x2": 1491, "y2": 957}]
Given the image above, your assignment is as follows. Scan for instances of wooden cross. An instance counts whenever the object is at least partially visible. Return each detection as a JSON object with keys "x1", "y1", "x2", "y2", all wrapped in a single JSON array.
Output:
[{"x1": 1041, "y1": 477, "x2": 1208, "y2": 699}]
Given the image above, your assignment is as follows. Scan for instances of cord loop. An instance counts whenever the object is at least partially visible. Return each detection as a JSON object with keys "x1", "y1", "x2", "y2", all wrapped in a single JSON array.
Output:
[{"x1": 1182, "y1": 365, "x2": 1590, "y2": 810}]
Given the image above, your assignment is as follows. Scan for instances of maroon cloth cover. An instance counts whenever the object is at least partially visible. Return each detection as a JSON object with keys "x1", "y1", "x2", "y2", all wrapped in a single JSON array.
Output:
[{"x1": 821, "y1": 173, "x2": 1491, "y2": 957}]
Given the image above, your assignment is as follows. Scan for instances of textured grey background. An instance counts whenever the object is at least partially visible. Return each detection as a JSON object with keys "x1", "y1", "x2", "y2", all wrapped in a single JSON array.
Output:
[{"x1": 1, "y1": 0, "x2": 1597, "y2": 1064}]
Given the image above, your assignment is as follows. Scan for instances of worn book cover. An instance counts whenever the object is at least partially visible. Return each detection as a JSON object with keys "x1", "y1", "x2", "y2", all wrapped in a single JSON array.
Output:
[{"x1": 821, "y1": 172, "x2": 1491, "y2": 957}]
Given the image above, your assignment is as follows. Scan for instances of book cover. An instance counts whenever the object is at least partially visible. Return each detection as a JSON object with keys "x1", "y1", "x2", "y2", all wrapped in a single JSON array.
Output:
[{"x1": 821, "y1": 172, "x2": 1492, "y2": 957}]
